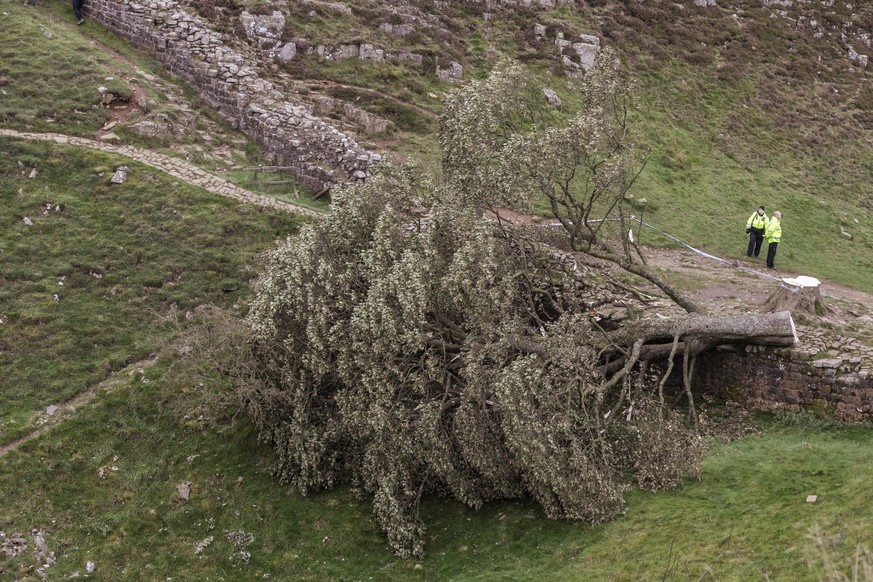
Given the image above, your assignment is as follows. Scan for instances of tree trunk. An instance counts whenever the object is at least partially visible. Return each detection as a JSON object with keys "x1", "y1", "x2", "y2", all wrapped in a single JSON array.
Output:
[
  {"x1": 605, "y1": 310, "x2": 797, "y2": 352},
  {"x1": 596, "y1": 311, "x2": 796, "y2": 377}
]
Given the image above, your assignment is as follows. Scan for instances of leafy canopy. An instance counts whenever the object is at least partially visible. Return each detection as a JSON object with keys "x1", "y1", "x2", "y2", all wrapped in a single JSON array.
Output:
[{"x1": 242, "y1": 52, "x2": 703, "y2": 557}]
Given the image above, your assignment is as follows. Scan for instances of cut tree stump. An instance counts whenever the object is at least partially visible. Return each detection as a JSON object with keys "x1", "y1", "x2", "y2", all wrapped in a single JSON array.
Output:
[{"x1": 763, "y1": 276, "x2": 829, "y2": 316}]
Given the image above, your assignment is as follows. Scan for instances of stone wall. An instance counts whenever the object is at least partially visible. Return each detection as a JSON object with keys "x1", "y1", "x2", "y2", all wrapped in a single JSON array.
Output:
[
  {"x1": 83, "y1": 0, "x2": 381, "y2": 192},
  {"x1": 695, "y1": 343, "x2": 873, "y2": 421}
]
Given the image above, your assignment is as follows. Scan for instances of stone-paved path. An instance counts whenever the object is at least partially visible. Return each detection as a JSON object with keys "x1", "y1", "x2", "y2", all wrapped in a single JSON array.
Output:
[{"x1": 0, "y1": 129, "x2": 323, "y2": 219}]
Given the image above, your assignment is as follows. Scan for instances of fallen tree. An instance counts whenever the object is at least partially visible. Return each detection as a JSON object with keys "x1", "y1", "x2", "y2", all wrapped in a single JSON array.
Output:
[
  {"x1": 601, "y1": 310, "x2": 797, "y2": 422},
  {"x1": 240, "y1": 53, "x2": 797, "y2": 557},
  {"x1": 243, "y1": 169, "x2": 710, "y2": 556}
]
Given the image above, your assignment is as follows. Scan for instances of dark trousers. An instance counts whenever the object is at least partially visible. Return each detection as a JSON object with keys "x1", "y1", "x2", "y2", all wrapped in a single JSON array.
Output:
[
  {"x1": 766, "y1": 242, "x2": 778, "y2": 268},
  {"x1": 72, "y1": 0, "x2": 84, "y2": 19},
  {"x1": 747, "y1": 229, "x2": 764, "y2": 257}
]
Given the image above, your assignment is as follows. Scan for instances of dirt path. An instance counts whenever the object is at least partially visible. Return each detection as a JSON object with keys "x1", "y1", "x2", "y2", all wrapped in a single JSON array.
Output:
[
  {"x1": 0, "y1": 129, "x2": 322, "y2": 218},
  {"x1": 0, "y1": 358, "x2": 158, "y2": 459},
  {"x1": 641, "y1": 245, "x2": 873, "y2": 319}
]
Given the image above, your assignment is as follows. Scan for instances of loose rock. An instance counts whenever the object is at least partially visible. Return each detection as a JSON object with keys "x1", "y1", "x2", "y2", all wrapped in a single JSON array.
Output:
[
  {"x1": 543, "y1": 88, "x2": 562, "y2": 106},
  {"x1": 110, "y1": 166, "x2": 128, "y2": 184},
  {"x1": 177, "y1": 481, "x2": 192, "y2": 501}
]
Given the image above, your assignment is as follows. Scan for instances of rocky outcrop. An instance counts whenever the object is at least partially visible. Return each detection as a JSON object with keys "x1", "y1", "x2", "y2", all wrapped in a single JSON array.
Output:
[
  {"x1": 461, "y1": 0, "x2": 574, "y2": 8},
  {"x1": 764, "y1": 1, "x2": 871, "y2": 69},
  {"x1": 239, "y1": 10, "x2": 286, "y2": 49},
  {"x1": 313, "y1": 97, "x2": 389, "y2": 135},
  {"x1": 83, "y1": 0, "x2": 380, "y2": 191},
  {"x1": 436, "y1": 61, "x2": 464, "y2": 83},
  {"x1": 543, "y1": 87, "x2": 561, "y2": 106},
  {"x1": 127, "y1": 112, "x2": 193, "y2": 140},
  {"x1": 297, "y1": 40, "x2": 423, "y2": 68}
]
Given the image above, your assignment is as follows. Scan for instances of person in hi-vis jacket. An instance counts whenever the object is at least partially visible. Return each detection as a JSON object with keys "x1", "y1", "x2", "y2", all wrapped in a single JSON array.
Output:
[
  {"x1": 765, "y1": 211, "x2": 782, "y2": 270},
  {"x1": 745, "y1": 205, "x2": 769, "y2": 258}
]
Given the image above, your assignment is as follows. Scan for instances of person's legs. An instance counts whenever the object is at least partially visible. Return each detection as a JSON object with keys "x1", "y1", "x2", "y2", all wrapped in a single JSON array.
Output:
[
  {"x1": 746, "y1": 232, "x2": 756, "y2": 257},
  {"x1": 753, "y1": 231, "x2": 764, "y2": 257},
  {"x1": 766, "y1": 242, "x2": 778, "y2": 269},
  {"x1": 72, "y1": 0, "x2": 84, "y2": 21}
]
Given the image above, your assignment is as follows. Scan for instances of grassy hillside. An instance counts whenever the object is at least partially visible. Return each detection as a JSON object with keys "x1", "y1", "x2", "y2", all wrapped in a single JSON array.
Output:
[
  {"x1": 631, "y1": 59, "x2": 873, "y2": 290},
  {"x1": 0, "y1": 0, "x2": 310, "y2": 443},
  {"x1": 2, "y1": 1, "x2": 873, "y2": 580},
  {"x1": 167, "y1": 0, "x2": 873, "y2": 289},
  {"x1": 0, "y1": 0, "x2": 330, "y2": 209},
  {"x1": 0, "y1": 134, "x2": 305, "y2": 441}
]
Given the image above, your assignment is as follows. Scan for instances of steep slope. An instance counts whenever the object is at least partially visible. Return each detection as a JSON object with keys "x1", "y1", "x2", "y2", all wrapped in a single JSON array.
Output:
[
  {"x1": 2, "y1": 4, "x2": 873, "y2": 580},
  {"x1": 167, "y1": 0, "x2": 873, "y2": 289},
  {"x1": 71, "y1": 0, "x2": 873, "y2": 288}
]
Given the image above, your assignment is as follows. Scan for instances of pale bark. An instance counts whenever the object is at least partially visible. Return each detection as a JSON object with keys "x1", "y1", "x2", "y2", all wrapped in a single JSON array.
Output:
[{"x1": 605, "y1": 310, "x2": 797, "y2": 351}]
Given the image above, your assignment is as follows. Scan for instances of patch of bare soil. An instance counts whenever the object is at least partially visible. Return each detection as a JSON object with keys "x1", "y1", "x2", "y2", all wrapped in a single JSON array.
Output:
[
  {"x1": 95, "y1": 80, "x2": 148, "y2": 139},
  {"x1": 641, "y1": 246, "x2": 873, "y2": 325}
]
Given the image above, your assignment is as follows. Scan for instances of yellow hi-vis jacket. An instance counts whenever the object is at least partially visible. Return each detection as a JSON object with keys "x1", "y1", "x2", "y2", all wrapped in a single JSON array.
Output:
[
  {"x1": 746, "y1": 210, "x2": 769, "y2": 231},
  {"x1": 765, "y1": 217, "x2": 782, "y2": 244}
]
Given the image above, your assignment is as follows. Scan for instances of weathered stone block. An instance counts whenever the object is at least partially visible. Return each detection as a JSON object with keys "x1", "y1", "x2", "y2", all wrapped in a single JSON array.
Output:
[
  {"x1": 437, "y1": 62, "x2": 464, "y2": 82},
  {"x1": 360, "y1": 44, "x2": 384, "y2": 61},
  {"x1": 273, "y1": 42, "x2": 295, "y2": 63},
  {"x1": 811, "y1": 358, "x2": 843, "y2": 369}
]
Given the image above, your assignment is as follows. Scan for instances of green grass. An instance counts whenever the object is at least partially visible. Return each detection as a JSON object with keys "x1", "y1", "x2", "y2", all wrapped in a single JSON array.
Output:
[
  {"x1": 0, "y1": 0, "x2": 134, "y2": 135},
  {"x1": 571, "y1": 422, "x2": 873, "y2": 580},
  {"x1": 2, "y1": 361, "x2": 872, "y2": 580},
  {"x1": 0, "y1": 138, "x2": 304, "y2": 445},
  {"x1": 284, "y1": 56, "x2": 444, "y2": 114},
  {"x1": 630, "y1": 58, "x2": 873, "y2": 291},
  {"x1": 0, "y1": 0, "x2": 330, "y2": 209}
]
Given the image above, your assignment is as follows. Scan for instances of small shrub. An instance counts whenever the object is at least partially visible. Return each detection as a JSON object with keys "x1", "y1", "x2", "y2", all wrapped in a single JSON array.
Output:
[{"x1": 159, "y1": 307, "x2": 253, "y2": 430}]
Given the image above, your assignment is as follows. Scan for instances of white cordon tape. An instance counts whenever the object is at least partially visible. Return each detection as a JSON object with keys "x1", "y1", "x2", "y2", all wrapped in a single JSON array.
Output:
[{"x1": 635, "y1": 221, "x2": 847, "y2": 299}]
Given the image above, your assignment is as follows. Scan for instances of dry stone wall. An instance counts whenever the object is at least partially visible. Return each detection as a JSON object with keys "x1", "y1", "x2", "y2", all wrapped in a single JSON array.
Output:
[
  {"x1": 83, "y1": 0, "x2": 381, "y2": 191},
  {"x1": 694, "y1": 328, "x2": 873, "y2": 421}
]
